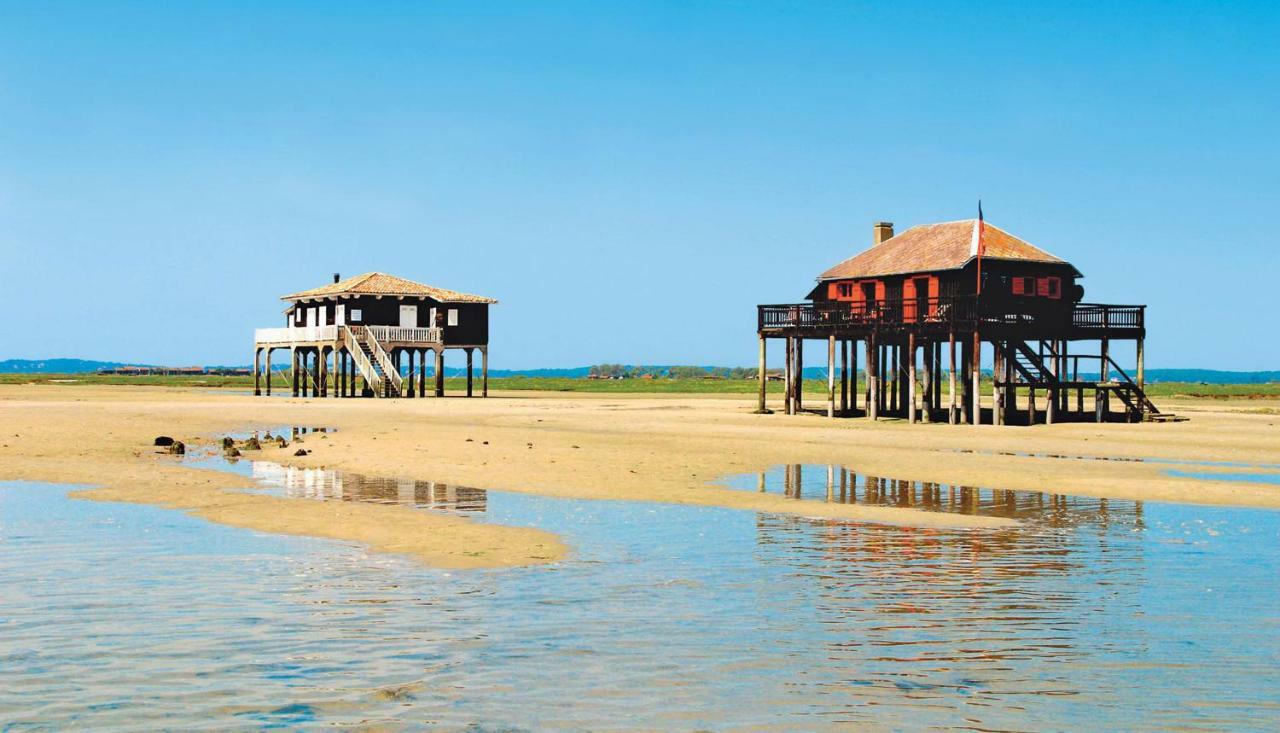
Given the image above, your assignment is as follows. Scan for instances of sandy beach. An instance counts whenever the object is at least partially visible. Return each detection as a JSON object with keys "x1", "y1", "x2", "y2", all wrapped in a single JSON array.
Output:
[{"x1": 2, "y1": 384, "x2": 1278, "y2": 568}]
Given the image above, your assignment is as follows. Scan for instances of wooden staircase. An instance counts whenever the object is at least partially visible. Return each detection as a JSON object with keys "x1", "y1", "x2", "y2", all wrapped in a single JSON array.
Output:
[
  {"x1": 998, "y1": 340, "x2": 1178, "y2": 423},
  {"x1": 343, "y1": 326, "x2": 402, "y2": 397}
]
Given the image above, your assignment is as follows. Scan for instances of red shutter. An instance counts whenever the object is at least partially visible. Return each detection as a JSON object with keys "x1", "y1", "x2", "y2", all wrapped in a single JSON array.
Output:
[{"x1": 1013, "y1": 277, "x2": 1025, "y2": 295}]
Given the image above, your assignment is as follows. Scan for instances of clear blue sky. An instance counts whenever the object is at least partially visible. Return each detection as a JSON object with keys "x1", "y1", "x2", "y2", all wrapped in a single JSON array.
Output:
[{"x1": 1, "y1": 1, "x2": 1276, "y2": 369}]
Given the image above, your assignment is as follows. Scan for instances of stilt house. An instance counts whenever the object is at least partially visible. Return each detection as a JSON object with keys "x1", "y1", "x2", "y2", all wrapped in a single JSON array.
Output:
[
  {"x1": 252, "y1": 272, "x2": 495, "y2": 398},
  {"x1": 756, "y1": 219, "x2": 1172, "y2": 424}
]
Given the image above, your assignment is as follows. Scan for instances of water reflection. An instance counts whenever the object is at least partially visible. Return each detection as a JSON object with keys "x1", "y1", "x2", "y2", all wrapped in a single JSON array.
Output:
[
  {"x1": 247, "y1": 463, "x2": 487, "y2": 513},
  {"x1": 728, "y1": 463, "x2": 1146, "y2": 529},
  {"x1": 5, "y1": 457, "x2": 1280, "y2": 731}
]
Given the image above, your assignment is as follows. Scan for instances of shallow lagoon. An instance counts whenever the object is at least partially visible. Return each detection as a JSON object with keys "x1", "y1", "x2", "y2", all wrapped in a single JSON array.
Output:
[{"x1": 3, "y1": 458, "x2": 1279, "y2": 731}]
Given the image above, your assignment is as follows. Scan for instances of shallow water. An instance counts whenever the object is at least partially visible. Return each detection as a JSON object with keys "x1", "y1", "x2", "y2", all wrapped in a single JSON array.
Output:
[{"x1": 3, "y1": 458, "x2": 1280, "y2": 731}]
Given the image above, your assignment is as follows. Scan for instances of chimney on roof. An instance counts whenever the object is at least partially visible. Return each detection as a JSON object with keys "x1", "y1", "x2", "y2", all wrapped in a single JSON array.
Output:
[
  {"x1": 333, "y1": 272, "x2": 340, "y2": 283},
  {"x1": 873, "y1": 221, "x2": 894, "y2": 245}
]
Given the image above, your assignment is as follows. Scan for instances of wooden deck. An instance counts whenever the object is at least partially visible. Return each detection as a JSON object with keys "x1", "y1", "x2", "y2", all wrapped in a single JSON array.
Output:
[{"x1": 757, "y1": 298, "x2": 1145, "y2": 341}]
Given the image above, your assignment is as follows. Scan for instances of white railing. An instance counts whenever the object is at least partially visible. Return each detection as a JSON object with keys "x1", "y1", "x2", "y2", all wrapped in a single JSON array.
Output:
[
  {"x1": 254, "y1": 325, "x2": 338, "y2": 344},
  {"x1": 364, "y1": 326, "x2": 443, "y2": 343},
  {"x1": 341, "y1": 326, "x2": 382, "y2": 394},
  {"x1": 351, "y1": 327, "x2": 402, "y2": 395}
]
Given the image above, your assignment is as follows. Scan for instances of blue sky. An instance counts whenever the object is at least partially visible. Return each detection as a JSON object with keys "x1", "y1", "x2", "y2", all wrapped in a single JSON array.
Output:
[{"x1": 1, "y1": 1, "x2": 1276, "y2": 369}]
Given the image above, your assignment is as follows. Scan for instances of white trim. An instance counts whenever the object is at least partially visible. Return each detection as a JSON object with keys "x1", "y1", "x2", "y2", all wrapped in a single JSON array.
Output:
[{"x1": 969, "y1": 218, "x2": 981, "y2": 257}]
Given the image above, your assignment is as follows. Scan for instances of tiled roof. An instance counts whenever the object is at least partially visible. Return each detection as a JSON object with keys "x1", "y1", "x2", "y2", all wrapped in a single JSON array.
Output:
[
  {"x1": 283, "y1": 272, "x2": 497, "y2": 304},
  {"x1": 818, "y1": 220, "x2": 1073, "y2": 281}
]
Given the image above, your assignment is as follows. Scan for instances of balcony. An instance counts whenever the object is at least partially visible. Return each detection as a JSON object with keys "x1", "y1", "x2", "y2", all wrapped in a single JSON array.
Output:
[
  {"x1": 757, "y1": 297, "x2": 1144, "y2": 337},
  {"x1": 253, "y1": 325, "x2": 444, "y2": 345}
]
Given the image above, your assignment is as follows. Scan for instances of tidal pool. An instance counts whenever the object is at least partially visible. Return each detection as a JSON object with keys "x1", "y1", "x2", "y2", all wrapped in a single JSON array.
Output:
[{"x1": 2, "y1": 458, "x2": 1279, "y2": 731}]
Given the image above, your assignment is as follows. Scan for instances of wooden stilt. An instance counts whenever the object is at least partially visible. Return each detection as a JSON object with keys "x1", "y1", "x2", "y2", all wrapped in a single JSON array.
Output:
[
  {"x1": 948, "y1": 331, "x2": 957, "y2": 424},
  {"x1": 1099, "y1": 336, "x2": 1110, "y2": 422},
  {"x1": 827, "y1": 334, "x2": 836, "y2": 419},
  {"x1": 757, "y1": 335, "x2": 767, "y2": 413},
  {"x1": 795, "y1": 338, "x2": 804, "y2": 412},
  {"x1": 907, "y1": 333, "x2": 918, "y2": 424},
  {"x1": 291, "y1": 348, "x2": 299, "y2": 397},
  {"x1": 993, "y1": 343, "x2": 1004, "y2": 426},
  {"x1": 839, "y1": 339, "x2": 849, "y2": 415},
  {"x1": 783, "y1": 337, "x2": 793, "y2": 415},
  {"x1": 972, "y1": 333, "x2": 982, "y2": 424},
  {"x1": 253, "y1": 348, "x2": 262, "y2": 396},
  {"x1": 265, "y1": 348, "x2": 273, "y2": 396},
  {"x1": 1136, "y1": 337, "x2": 1145, "y2": 393},
  {"x1": 434, "y1": 349, "x2": 445, "y2": 397},
  {"x1": 481, "y1": 347, "x2": 489, "y2": 397},
  {"x1": 850, "y1": 339, "x2": 858, "y2": 413},
  {"x1": 466, "y1": 348, "x2": 474, "y2": 397},
  {"x1": 866, "y1": 335, "x2": 878, "y2": 420},
  {"x1": 926, "y1": 337, "x2": 936, "y2": 422}
]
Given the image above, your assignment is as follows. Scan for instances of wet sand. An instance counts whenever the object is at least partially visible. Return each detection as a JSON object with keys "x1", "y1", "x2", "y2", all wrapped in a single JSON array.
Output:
[{"x1": 2, "y1": 384, "x2": 1278, "y2": 568}]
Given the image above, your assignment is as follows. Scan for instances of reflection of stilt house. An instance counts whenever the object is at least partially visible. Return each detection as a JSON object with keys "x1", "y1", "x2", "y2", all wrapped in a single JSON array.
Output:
[
  {"x1": 756, "y1": 219, "x2": 1173, "y2": 424},
  {"x1": 252, "y1": 272, "x2": 495, "y2": 398}
]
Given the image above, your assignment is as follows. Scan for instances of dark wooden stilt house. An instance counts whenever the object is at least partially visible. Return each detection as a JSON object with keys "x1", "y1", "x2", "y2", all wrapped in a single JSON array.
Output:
[
  {"x1": 252, "y1": 272, "x2": 495, "y2": 398},
  {"x1": 756, "y1": 219, "x2": 1174, "y2": 424}
]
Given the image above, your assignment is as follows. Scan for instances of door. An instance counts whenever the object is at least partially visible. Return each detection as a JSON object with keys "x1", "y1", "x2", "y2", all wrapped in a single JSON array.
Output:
[
  {"x1": 306, "y1": 307, "x2": 318, "y2": 327},
  {"x1": 399, "y1": 305, "x2": 418, "y2": 329},
  {"x1": 335, "y1": 304, "x2": 346, "y2": 326},
  {"x1": 914, "y1": 277, "x2": 930, "y2": 321}
]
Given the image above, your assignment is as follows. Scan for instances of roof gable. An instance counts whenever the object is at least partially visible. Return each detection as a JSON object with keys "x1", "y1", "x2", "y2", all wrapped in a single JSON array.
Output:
[
  {"x1": 283, "y1": 272, "x2": 497, "y2": 304},
  {"x1": 818, "y1": 220, "x2": 1074, "y2": 281}
]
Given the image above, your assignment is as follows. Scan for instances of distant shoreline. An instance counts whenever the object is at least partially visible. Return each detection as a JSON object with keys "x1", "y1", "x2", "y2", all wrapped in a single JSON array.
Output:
[{"x1": 2, "y1": 371, "x2": 1278, "y2": 399}]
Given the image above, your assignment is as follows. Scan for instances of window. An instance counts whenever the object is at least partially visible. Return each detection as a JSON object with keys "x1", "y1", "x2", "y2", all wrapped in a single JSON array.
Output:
[
  {"x1": 1012, "y1": 276, "x2": 1035, "y2": 296},
  {"x1": 447, "y1": 309, "x2": 459, "y2": 326},
  {"x1": 350, "y1": 309, "x2": 362, "y2": 322},
  {"x1": 837, "y1": 283, "x2": 853, "y2": 298},
  {"x1": 1038, "y1": 276, "x2": 1061, "y2": 299}
]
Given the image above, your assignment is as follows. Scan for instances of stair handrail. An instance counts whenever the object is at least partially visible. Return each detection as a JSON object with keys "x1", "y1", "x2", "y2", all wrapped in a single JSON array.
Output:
[
  {"x1": 360, "y1": 326, "x2": 403, "y2": 394},
  {"x1": 341, "y1": 326, "x2": 382, "y2": 393}
]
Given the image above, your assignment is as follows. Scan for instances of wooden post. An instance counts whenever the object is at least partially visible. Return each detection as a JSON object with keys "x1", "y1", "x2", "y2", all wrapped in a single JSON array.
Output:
[
  {"x1": 253, "y1": 348, "x2": 262, "y2": 396},
  {"x1": 839, "y1": 339, "x2": 849, "y2": 414},
  {"x1": 972, "y1": 333, "x2": 982, "y2": 425},
  {"x1": 466, "y1": 348, "x2": 475, "y2": 397},
  {"x1": 889, "y1": 344, "x2": 898, "y2": 415},
  {"x1": 926, "y1": 337, "x2": 936, "y2": 422},
  {"x1": 827, "y1": 335, "x2": 836, "y2": 419},
  {"x1": 319, "y1": 347, "x2": 328, "y2": 397},
  {"x1": 1136, "y1": 337, "x2": 1145, "y2": 392},
  {"x1": 416, "y1": 349, "x2": 425, "y2": 397},
  {"x1": 757, "y1": 335, "x2": 768, "y2": 413},
  {"x1": 291, "y1": 348, "x2": 299, "y2": 397},
  {"x1": 1099, "y1": 336, "x2": 1110, "y2": 421},
  {"x1": 265, "y1": 348, "x2": 273, "y2": 396},
  {"x1": 795, "y1": 338, "x2": 804, "y2": 412},
  {"x1": 1046, "y1": 341, "x2": 1057, "y2": 424},
  {"x1": 783, "y1": 337, "x2": 793, "y2": 415},
  {"x1": 850, "y1": 339, "x2": 858, "y2": 414},
  {"x1": 907, "y1": 333, "x2": 918, "y2": 423},
  {"x1": 481, "y1": 347, "x2": 489, "y2": 397},
  {"x1": 948, "y1": 331, "x2": 957, "y2": 424},
  {"x1": 866, "y1": 335, "x2": 878, "y2": 420},
  {"x1": 434, "y1": 348, "x2": 445, "y2": 397},
  {"x1": 993, "y1": 343, "x2": 1004, "y2": 426}
]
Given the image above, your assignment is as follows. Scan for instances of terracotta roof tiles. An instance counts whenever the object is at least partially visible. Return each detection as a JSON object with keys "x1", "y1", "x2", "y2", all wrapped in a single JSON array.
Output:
[
  {"x1": 283, "y1": 272, "x2": 497, "y2": 303},
  {"x1": 818, "y1": 220, "x2": 1074, "y2": 281}
]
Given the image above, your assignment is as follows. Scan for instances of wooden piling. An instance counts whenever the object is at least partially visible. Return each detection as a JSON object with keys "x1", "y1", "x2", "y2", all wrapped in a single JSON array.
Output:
[
  {"x1": 907, "y1": 333, "x2": 918, "y2": 423},
  {"x1": 434, "y1": 349, "x2": 445, "y2": 397},
  {"x1": 757, "y1": 335, "x2": 768, "y2": 413},
  {"x1": 466, "y1": 348, "x2": 474, "y2": 397},
  {"x1": 866, "y1": 335, "x2": 878, "y2": 420},
  {"x1": 827, "y1": 335, "x2": 836, "y2": 418},
  {"x1": 948, "y1": 331, "x2": 957, "y2": 424},
  {"x1": 253, "y1": 348, "x2": 262, "y2": 396},
  {"x1": 971, "y1": 333, "x2": 982, "y2": 425}
]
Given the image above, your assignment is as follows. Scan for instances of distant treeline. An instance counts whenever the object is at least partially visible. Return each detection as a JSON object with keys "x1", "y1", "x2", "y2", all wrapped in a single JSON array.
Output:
[{"x1": 589, "y1": 364, "x2": 758, "y2": 379}]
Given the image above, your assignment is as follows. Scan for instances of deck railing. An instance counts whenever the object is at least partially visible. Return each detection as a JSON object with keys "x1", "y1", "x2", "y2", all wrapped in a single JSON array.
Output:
[
  {"x1": 1071, "y1": 304, "x2": 1145, "y2": 330},
  {"x1": 253, "y1": 324, "x2": 444, "y2": 345},
  {"x1": 254, "y1": 325, "x2": 338, "y2": 344},
  {"x1": 758, "y1": 298, "x2": 1143, "y2": 333},
  {"x1": 364, "y1": 325, "x2": 443, "y2": 343}
]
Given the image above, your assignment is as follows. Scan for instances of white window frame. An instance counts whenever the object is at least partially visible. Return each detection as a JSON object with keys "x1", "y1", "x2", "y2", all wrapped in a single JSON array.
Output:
[
  {"x1": 350, "y1": 308, "x2": 362, "y2": 323},
  {"x1": 447, "y1": 308, "x2": 459, "y2": 326}
]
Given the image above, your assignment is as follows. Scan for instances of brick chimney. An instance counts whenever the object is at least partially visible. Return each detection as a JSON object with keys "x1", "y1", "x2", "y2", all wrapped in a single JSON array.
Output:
[
  {"x1": 873, "y1": 221, "x2": 894, "y2": 245},
  {"x1": 333, "y1": 272, "x2": 341, "y2": 283}
]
